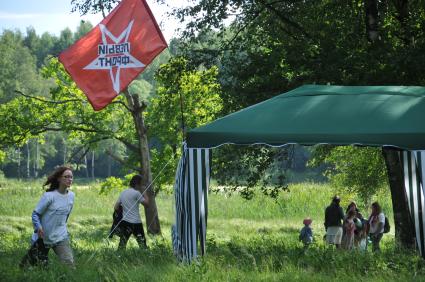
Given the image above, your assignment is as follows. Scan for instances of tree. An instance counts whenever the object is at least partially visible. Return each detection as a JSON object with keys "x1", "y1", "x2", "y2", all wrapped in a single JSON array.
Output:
[
  {"x1": 0, "y1": 30, "x2": 44, "y2": 103},
  {"x1": 74, "y1": 20, "x2": 94, "y2": 40},
  {"x1": 146, "y1": 57, "x2": 223, "y2": 191},
  {"x1": 309, "y1": 146, "x2": 388, "y2": 204}
]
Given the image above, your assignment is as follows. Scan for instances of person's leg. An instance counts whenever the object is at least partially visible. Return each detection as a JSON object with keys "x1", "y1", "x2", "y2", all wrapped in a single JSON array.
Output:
[
  {"x1": 335, "y1": 227, "x2": 343, "y2": 249},
  {"x1": 133, "y1": 223, "x2": 147, "y2": 248},
  {"x1": 20, "y1": 238, "x2": 49, "y2": 268},
  {"x1": 52, "y1": 239, "x2": 74, "y2": 267},
  {"x1": 118, "y1": 221, "x2": 131, "y2": 250},
  {"x1": 371, "y1": 233, "x2": 383, "y2": 252}
]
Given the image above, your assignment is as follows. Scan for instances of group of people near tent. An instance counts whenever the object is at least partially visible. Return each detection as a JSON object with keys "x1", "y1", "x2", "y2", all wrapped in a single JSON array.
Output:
[
  {"x1": 300, "y1": 195, "x2": 389, "y2": 252},
  {"x1": 19, "y1": 166, "x2": 149, "y2": 268}
]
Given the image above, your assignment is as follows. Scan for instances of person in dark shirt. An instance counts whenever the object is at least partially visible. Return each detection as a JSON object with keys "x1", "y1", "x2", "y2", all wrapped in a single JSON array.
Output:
[{"x1": 324, "y1": 195, "x2": 345, "y2": 248}]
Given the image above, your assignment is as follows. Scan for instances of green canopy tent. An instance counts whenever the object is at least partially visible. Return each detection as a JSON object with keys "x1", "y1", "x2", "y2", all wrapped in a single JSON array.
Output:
[{"x1": 172, "y1": 85, "x2": 425, "y2": 262}]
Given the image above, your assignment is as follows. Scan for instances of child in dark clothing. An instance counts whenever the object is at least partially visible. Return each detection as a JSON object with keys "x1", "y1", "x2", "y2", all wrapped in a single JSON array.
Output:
[{"x1": 299, "y1": 218, "x2": 313, "y2": 249}]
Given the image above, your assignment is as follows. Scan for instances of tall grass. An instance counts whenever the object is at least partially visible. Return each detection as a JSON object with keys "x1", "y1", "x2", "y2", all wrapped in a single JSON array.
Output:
[{"x1": 0, "y1": 179, "x2": 422, "y2": 281}]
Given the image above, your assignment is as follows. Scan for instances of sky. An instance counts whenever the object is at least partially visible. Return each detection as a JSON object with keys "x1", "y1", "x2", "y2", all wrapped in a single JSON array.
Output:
[{"x1": 0, "y1": 0, "x2": 183, "y2": 42}]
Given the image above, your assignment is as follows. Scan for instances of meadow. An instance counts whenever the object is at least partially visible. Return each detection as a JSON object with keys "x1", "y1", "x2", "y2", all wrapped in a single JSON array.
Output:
[{"x1": 1, "y1": 179, "x2": 425, "y2": 281}]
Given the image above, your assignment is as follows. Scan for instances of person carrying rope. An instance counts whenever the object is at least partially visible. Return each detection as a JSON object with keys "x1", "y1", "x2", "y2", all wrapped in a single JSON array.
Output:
[{"x1": 114, "y1": 174, "x2": 149, "y2": 250}]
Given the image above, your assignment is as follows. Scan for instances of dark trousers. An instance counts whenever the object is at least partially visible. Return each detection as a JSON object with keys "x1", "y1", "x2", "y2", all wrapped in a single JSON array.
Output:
[
  {"x1": 20, "y1": 238, "x2": 49, "y2": 267},
  {"x1": 118, "y1": 220, "x2": 147, "y2": 250},
  {"x1": 370, "y1": 232, "x2": 383, "y2": 252}
]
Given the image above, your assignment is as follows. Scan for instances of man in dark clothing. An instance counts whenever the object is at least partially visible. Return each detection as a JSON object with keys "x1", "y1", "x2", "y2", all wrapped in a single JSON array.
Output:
[{"x1": 324, "y1": 195, "x2": 345, "y2": 248}]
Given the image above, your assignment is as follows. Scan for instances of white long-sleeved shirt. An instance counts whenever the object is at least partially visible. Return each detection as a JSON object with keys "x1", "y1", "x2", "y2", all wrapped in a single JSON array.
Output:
[{"x1": 31, "y1": 190, "x2": 74, "y2": 245}]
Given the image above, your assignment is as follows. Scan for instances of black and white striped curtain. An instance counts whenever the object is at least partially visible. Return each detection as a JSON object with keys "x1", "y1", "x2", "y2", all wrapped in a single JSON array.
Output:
[
  {"x1": 401, "y1": 150, "x2": 425, "y2": 257},
  {"x1": 172, "y1": 144, "x2": 210, "y2": 262}
]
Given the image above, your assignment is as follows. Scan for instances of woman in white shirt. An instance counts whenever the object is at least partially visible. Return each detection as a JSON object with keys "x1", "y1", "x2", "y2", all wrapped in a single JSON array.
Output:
[
  {"x1": 368, "y1": 201, "x2": 385, "y2": 252},
  {"x1": 20, "y1": 166, "x2": 75, "y2": 267}
]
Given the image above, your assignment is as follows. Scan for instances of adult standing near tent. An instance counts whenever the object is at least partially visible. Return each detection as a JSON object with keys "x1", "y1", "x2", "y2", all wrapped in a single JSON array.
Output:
[
  {"x1": 324, "y1": 195, "x2": 345, "y2": 248},
  {"x1": 20, "y1": 166, "x2": 75, "y2": 268},
  {"x1": 114, "y1": 174, "x2": 149, "y2": 250},
  {"x1": 368, "y1": 202, "x2": 385, "y2": 252}
]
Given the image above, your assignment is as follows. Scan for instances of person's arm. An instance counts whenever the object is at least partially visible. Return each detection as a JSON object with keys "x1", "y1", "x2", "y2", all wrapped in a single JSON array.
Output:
[
  {"x1": 307, "y1": 227, "x2": 313, "y2": 237},
  {"x1": 32, "y1": 211, "x2": 44, "y2": 238},
  {"x1": 375, "y1": 222, "x2": 384, "y2": 234},
  {"x1": 339, "y1": 207, "x2": 345, "y2": 221},
  {"x1": 32, "y1": 193, "x2": 51, "y2": 238},
  {"x1": 114, "y1": 199, "x2": 121, "y2": 211},
  {"x1": 141, "y1": 191, "x2": 149, "y2": 207},
  {"x1": 66, "y1": 193, "x2": 75, "y2": 223},
  {"x1": 374, "y1": 213, "x2": 385, "y2": 234}
]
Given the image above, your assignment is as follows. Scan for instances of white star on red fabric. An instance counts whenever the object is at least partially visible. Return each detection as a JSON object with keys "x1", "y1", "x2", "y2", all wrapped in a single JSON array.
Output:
[{"x1": 84, "y1": 20, "x2": 145, "y2": 93}]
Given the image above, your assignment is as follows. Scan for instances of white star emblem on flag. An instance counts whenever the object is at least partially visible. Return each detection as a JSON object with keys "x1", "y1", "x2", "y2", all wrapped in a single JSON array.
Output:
[{"x1": 84, "y1": 20, "x2": 145, "y2": 93}]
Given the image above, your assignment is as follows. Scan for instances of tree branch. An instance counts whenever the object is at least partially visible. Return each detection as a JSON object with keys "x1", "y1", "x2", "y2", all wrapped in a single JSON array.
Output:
[
  {"x1": 116, "y1": 137, "x2": 139, "y2": 154},
  {"x1": 105, "y1": 148, "x2": 141, "y2": 173},
  {"x1": 111, "y1": 100, "x2": 132, "y2": 112},
  {"x1": 221, "y1": 7, "x2": 265, "y2": 50},
  {"x1": 15, "y1": 90, "x2": 84, "y2": 104},
  {"x1": 257, "y1": 0, "x2": 312, "y2": 39},
  {"x1": 67, "y1": 136, "x2": 112, "y2": 164}
]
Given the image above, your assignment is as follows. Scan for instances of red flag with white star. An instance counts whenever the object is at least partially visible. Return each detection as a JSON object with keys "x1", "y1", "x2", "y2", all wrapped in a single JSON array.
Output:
[{"x1": 59, "y1": 0, "x2": 167, "y2": 111}]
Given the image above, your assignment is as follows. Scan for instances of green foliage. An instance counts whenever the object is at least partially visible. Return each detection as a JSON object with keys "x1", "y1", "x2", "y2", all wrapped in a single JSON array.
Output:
[
  {"x1": 99, "y1": 173, "x2": 137, "y2": 195},
  {"x1": 0, "y1": 30, "x2": 46, "y2": 103},
  {"x1": 73, "y1": 20, "x2": 94, "y2": 41},
  {"x1": 309, "y1": 146, "x2": 388, "y2": 203},
  {"x1": 99, "y1": 176, "x2": 125, "y2": 195},
  {"x1": 71, "y1": 0, "x2": 120, "y2": 16},
  {"x1": 146, "y1": 57, "x2": 223, "y2": 191},
  {"x1": 213, "y1": 146, "x2": 290, "y2": 200},
  {"x1": 0, "y1": 55, "x2": 136, "y2": 178},
  {"x1": 0, "y1": 150, "x2": 5, "y2": 164}
]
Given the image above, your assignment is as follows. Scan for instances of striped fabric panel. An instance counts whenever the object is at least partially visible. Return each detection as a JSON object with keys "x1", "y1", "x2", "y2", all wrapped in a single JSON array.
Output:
[
  {"x1": 172, "y1": 145, "x2": 210, "y2": 262},
  {"x1": 401, "y1": 150, "x2": 425, "y2": 257}
]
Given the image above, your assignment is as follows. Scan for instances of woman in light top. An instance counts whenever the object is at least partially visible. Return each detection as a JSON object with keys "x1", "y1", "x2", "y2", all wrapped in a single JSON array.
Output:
[{"x1": 20, "y1": 166, "x2": 75, "y2": 267}]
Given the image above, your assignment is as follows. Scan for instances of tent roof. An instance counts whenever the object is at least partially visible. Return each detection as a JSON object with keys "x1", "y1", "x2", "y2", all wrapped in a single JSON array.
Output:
[{"x1": 186, "y1": 85, "x2": 425, "y2": 150}]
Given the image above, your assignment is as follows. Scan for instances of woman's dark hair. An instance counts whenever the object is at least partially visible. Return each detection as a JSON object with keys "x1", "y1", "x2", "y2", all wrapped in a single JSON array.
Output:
[
  {"x1": 129, "y1": 174, "x2": 143, "y2": 188},
  {"x1": 347, "y1": 209, "x2": 356, "y2": 218},
  {"x1": 371, "y1": 202, "x2": 382, "y2": 215},
  {"x1": 346, "y1": 201, "x2": 358, "y2": 213},
  {"x1": 44, "y1": 166, "x2": 72, "y2": 192}
]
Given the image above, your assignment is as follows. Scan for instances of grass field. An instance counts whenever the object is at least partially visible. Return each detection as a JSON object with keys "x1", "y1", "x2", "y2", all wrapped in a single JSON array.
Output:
[{"x1": 1, "y1": 179, "x2": 425, "y2": 281}]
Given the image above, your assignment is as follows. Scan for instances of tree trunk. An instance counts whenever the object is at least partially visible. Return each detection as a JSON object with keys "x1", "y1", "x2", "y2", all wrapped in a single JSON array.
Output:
[
  {"x1": 17, "y1": 148, "x2": 21, "y2": 179},
  {"x1": 84, "y1": 154, "x2": 89, "y2": 178},
  {"x1": 382, "y1": 147, "x2": 416, "y2": 248},
  {"x1": 26, "y1": 141, "x2": 30, "y2": 179},
  {"x1": 91, "y1": 151, "x2": 95, "y2": 180},
  {"x1": 63, "y1": 138, "x2": 67, "y2": 165},
  {"x1": 34, "y1": 141, "x2": 39, "y2": 178},
  {"x1": 124, "y1": 89, "x2": 161, "y2": 234},
  {"x1": 365, "y1": 0, "x2": 379, "y2": 42}
]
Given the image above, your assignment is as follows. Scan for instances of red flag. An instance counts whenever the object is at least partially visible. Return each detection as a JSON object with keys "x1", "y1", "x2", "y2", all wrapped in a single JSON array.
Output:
[{"x1": 59, "y1": 0, "x2": 167, "y2": 111}]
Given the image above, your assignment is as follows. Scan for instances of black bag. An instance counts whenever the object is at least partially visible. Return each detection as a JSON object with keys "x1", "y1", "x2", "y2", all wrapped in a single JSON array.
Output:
[
  {"x1": 108, "y1": 205, "x2": 123, "y2": 238},
  {"x1": 384, "y1": 216, "x2": 390, "y2": 233}
]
